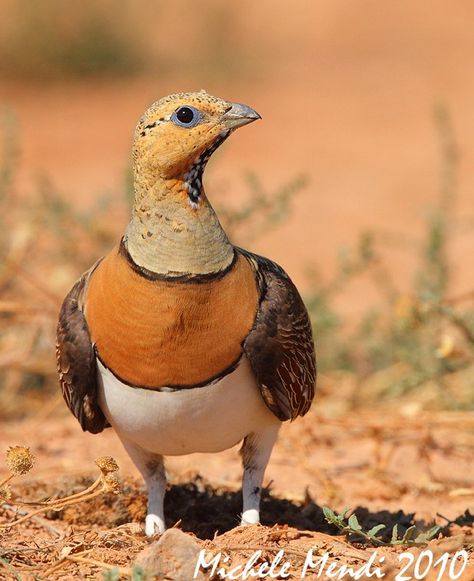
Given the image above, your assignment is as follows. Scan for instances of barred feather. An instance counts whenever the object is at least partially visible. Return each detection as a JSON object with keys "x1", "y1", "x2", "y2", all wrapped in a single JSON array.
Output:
[
  {"x1": 56, "y1": 263, "x2": 108, "y2": 434},
  {"x1": 239, "y1": 249, "x2": 316, "y2": 421}
]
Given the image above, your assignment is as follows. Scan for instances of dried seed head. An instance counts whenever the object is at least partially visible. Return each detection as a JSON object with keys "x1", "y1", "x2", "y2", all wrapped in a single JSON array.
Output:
[
  {"x1": 95, "y1": 456, "x2": 119, "y2": 475},
  {"x1": 5, "y1": 446, "x2": 35, "y2": 476},
  {"x1": 102, "y1": 473, "x2": 121, "y2": 495},
  {"x1": 0, "y1": 484, "x2": 12, "y2": 501}
]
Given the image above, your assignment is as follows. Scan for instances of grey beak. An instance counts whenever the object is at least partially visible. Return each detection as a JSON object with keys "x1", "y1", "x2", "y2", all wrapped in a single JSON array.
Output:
[{"x1": 221, "y1": 102, "x2": 261, "y2": 130}]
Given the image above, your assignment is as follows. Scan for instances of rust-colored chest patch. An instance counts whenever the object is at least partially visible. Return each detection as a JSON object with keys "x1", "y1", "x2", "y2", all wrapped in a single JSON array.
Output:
[{"x1": 85, "y1": 248, "x2": 258, "y2": 388}]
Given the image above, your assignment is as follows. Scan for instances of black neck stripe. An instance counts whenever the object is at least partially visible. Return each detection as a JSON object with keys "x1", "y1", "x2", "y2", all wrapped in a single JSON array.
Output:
[
  {"x1": 119, "y1": 238, "x2": 238, "y2": 284},
  {"x1": 185, "y1": 131, "x2": 230, "y2": 206}
]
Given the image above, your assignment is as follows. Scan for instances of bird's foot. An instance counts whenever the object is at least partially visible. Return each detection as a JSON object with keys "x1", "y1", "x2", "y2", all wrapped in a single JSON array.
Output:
[
  {"x1": 145, "y1": 513, "x2": 166, "y2": 537},
  {"x1": 240, "y1": 509, "x2": 260, "y2": 526}
]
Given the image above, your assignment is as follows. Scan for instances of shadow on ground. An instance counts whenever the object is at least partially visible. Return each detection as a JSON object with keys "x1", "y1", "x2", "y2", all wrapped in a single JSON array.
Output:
[
  {"x1": 22, "y1": 473, "x2": 459, "y2": 542},
  {"x1": 164, "y1": 477, "x2": 328, "y2": 538},
  {"x1": 154, "y1": 476, "x2": 441, "y2": 541}
]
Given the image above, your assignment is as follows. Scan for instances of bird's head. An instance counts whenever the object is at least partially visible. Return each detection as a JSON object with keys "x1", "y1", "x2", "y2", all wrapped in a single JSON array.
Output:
[
  {"x1": 132, "y1": 90, "x2": 260, "y2": 196},
  {"x1": 126, "y1": 91, "x2": 260, "y2": 274}
]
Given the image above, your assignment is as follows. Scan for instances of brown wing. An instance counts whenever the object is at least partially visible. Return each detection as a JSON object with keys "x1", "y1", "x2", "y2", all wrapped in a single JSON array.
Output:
[
  {"x1": 56, "y1": 262, "x2": 108, "y2": 434},
  {"x1": 239, "y1": 249, "x2": 316, "y2": 421}
]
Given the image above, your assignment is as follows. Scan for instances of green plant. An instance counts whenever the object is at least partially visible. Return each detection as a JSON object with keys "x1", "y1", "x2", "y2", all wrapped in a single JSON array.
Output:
[
  {"x1": 217, "y1": 171, "x2": 308, "y2": 243},
  {"x1": 322, "y1": 507, "x2": 440, "y2": 547},
  {"x1": 305, "y1": 106, "x2": 474, "y2": 408},
  {"x1": 102, "y1": 565, "x2": 145, "y2": 580}
]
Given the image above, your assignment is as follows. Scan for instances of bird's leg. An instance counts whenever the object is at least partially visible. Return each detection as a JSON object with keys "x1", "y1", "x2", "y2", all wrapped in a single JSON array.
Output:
[
  {"x1": 240, "y1": 427, "x2": 279, "y2": 526},
  {"x1": 120, "y1": 438, "x2": 167, "y2": 536}
]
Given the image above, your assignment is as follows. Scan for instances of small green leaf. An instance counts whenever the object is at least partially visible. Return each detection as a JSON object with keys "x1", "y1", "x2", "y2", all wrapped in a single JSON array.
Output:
[
  {"x1": 401, "y1": 525, "x2": 417, "y2": 543},
  {"x1": 426, "y1": 525, "x2": 441, "y2": 540},
  {"x1": 337, "y1": 506, "x2": 351, "y2": 520},
  {"x1": 391, "y1": 524, "x2": 399, "y2": 544},
  {"x1": 132, "y1": 565, "x2": 146, "y2": 581},
  {"x1": 322, "y1": 506, "x2": 336, "y2": 521},
  {"x1": 102, "y1": 569, "x2": 120, "y2": 581},
  {"x1": 348, "y1": 514, "x2": 362, "y2": 531},
  {"x1": 367, "y1": 524, "x2": 386, "y2": 538},
  {"x1": 414, "y1": 526, "x2": 441, "y2": 544}
]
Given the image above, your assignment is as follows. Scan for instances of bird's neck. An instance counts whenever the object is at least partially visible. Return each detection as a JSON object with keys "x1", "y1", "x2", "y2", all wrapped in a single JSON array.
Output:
[{"x1": 124, "y1": 176, "x2": 234, "y2": 277}]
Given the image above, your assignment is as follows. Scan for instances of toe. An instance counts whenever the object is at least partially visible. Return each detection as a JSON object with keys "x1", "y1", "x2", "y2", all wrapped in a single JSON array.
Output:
[
  {"x1": 145, "y1": 514, "x2": 165, "y2": 537},
  {"x1": 241, "y1": 509, "x2": 259, "y2": 526}
]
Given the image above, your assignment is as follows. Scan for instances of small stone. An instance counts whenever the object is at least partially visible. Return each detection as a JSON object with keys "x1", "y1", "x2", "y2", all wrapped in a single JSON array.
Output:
[{"x1": 134, "y1": 528, "x2": 208, "y2": 580}]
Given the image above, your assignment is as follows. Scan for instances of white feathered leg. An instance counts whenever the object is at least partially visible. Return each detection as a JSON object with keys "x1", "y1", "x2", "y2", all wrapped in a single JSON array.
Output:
[
  {"x1": 240, "y1": 426, "x2": 280, "y2": 525},
  {"x1": 120, "y1": 437, "x2": 167, "y2": 536}
]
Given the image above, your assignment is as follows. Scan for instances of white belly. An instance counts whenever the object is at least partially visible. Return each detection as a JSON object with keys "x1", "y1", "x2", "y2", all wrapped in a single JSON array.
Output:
[{"x1": 97, "y1": 356, "x2": 280, "y2": 456}]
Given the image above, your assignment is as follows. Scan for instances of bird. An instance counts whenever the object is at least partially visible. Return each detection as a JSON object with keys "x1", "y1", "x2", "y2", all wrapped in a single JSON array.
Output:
[{"x1": 56, "y1": 90, "x2": 316, "y2": 537}]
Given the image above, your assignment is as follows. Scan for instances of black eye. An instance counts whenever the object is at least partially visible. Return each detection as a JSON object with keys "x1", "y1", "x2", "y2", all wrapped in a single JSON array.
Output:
[
  {"x1": 177, "y1": 107, "x2": 194, "y2": 124},
  {"x1": 171, "y1": 105, "x2": 201, "y2": 128}
]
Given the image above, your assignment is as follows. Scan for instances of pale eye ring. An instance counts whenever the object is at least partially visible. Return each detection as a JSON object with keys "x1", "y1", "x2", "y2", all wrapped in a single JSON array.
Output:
[{"x1": 171, "y1": 105, "x2": 201, "y2": 128}]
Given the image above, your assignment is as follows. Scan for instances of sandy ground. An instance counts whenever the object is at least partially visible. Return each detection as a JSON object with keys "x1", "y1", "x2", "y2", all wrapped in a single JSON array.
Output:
[{"x1": 1, "y1": 404, "x2": 474, "y2": 578}]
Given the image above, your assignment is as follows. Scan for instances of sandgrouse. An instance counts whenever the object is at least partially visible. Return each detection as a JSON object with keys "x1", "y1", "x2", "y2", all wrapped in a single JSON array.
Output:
[{"x1": 57, "y1": 91, "x2": 316, "y2": 536}]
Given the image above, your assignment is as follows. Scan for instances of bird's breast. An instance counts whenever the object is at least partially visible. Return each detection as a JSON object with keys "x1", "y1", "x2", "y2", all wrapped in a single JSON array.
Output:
[
  {"x1": 97, "y1": 356, "x2": 280, "y2": 456},
  {"x1": 84, "y1": 247, "x2": 259, "y2": 388}
]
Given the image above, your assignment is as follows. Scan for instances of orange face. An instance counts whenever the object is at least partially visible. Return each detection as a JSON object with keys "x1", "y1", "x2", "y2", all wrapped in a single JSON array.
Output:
[{"x1": 132, "y1": 90, "x2": 260, "y2": 180}]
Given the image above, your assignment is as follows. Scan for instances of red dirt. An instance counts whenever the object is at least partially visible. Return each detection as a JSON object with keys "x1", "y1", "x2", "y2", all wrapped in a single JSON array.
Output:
[{"x1": 1, "y1": 405, "x2": 474, "y2": 578}]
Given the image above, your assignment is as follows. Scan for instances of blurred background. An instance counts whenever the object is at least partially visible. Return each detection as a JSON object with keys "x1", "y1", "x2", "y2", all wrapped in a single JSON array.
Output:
[{"x1": 0, "y1": 0, "x2": 473, "y2": 419}]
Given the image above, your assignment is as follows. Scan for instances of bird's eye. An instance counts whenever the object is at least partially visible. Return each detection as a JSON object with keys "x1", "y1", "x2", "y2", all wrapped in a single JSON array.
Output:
[{"x1": 171, "y1": 106, "x2": 201, "y2": 128}]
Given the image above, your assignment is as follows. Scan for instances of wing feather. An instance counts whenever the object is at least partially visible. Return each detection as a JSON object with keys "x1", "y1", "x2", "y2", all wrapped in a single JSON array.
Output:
[
  {"x1": 239, "y1": 249, "x2": 316, "y2": 421},
  {"x1": 56, "y1": 263, "x2": 108, "y2": 434}
]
